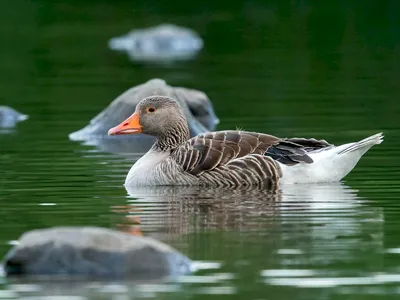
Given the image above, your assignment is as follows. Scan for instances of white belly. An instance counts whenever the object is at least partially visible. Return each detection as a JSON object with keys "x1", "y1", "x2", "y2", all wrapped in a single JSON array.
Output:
[{"x1": 124, "y1": 151, "x2": 171, "y2": 186}]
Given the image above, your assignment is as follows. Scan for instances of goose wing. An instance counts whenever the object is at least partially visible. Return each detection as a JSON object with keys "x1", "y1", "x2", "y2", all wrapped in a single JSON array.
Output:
[
  {"x1": 265, "y1": 137, "x2": 333, "y2": 165},
  {"x1": 172, "y1": 130, "x2": 319, "y2": 176}
]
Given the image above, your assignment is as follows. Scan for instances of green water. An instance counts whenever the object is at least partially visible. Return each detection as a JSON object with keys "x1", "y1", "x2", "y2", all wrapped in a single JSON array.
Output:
[{"x1": 1, "y1": 0, "x2": 400, "y2": 299}]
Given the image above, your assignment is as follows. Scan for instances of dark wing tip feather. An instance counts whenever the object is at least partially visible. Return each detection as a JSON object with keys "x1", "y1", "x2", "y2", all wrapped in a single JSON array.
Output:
[{"x1": 265, "y1": 140, "x2": 316, "y2": 165}]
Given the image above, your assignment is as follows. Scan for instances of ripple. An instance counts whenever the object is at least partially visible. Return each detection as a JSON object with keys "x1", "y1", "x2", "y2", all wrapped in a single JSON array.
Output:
[
  {"x1": 191, "y1": 261, "x2": 222, "y2": 271},
  {"x1": 385, "y1": 248, "x2": 400, "y2": 254},
  {"x1": 276, "y1": 249, "x2": 304, "y2": 255},
  {"x1": 178, "y1": 273, "x2": 234, "y2": 283},
  {"x1": 1, "y1": 3, "x2": 400, "y2": 299},
  {"x1": 261, "y1": 269, "x2": 315, "y2": 277},
  {"x1": 196, "y1": 286, "x2": 236, "y2": 295},
  {"x1": 264, "y1": 273, "x2": 400, "y2": 288}
]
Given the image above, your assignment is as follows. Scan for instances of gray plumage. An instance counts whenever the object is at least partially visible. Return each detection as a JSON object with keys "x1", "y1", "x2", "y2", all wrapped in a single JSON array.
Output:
[{"x1": 110, "y1": 96, "x2": 334, "y2": 188}]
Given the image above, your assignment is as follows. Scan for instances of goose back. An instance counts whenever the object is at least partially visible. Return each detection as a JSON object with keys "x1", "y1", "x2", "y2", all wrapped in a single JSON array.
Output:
[{"x1": 167, "y1": 131, "x2": 332, "y2": 187}]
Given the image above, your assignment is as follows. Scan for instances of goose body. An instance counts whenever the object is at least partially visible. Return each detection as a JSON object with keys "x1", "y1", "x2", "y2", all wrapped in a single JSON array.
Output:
[
  {"x1": 108, "y1": 96, "x2": 383, "y2": 187},
  {"x1": 125, "y1": 131, "x2": 284, "y2": 187}
]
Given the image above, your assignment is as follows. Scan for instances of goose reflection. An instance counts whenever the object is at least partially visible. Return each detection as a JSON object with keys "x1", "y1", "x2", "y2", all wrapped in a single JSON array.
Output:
[
  {"x1": 278, "y1": 183, "x2": 384, "y2": 267},
  {"x1": 120, "y1": 183, "x2": 383, "y2": 265},
  {"x1": 118, "y1": 185, "x2": 281, "y2": 241}
]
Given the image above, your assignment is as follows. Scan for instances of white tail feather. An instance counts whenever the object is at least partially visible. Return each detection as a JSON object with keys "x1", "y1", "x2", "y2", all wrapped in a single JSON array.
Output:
[
  {"x1": 279, "y1": 133, "x2": 384, "y2": 184},
  {"x1": 337, "y1": 132, "x2": 384, "y2": 155}
]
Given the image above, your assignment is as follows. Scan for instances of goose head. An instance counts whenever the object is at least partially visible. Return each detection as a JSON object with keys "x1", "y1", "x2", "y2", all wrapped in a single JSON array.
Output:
[{"x1": 108, "y1": 96, "x2": 190, "y2": 149}]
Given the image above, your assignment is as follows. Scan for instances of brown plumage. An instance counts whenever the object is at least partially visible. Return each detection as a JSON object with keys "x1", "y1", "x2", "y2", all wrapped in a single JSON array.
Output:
[
  {"x1": 169, "y1": 130, "x2": 335, "y2": 187},
  {"x1": 107, "y1": 96, "x2": 334, "y2": 188},
  {"x1": 108, "y1": 95, "x2": 383, "y2": 187}
]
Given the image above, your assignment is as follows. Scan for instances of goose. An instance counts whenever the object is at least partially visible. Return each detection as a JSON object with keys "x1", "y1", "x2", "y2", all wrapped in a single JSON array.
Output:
[{"x1": 108, "y1": 96, "x2": 383, "y2": 187}]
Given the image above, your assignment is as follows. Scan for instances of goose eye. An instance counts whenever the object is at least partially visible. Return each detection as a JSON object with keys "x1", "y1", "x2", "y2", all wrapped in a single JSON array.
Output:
[{"x1": 147, "y1": 107, "x2": 156, "y2": 113}]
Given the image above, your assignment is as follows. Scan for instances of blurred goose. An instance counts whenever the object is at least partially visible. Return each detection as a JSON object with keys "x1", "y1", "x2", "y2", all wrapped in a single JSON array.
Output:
[{"x1": 108, "y1": 96, "x2": 383, "y2": 187}]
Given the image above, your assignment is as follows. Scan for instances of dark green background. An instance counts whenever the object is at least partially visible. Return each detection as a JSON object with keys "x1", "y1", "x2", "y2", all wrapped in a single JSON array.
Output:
[{"x1": 0, "y1": 0, "x2": 399, "y2": 299}]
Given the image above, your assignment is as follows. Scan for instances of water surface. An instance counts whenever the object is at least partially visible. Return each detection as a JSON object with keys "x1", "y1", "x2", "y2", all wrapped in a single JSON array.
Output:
[{"x1": 1, "y1": 0, "x2": 400, "y2": 299}]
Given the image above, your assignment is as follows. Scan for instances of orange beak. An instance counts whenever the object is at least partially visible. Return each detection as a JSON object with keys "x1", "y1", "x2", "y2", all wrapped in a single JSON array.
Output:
[{"x1": 108, "y1": 112, "x2": 142, "y2": 135}]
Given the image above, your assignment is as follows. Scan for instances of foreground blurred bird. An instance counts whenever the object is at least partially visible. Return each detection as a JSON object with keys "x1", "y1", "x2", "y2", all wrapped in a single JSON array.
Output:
[{"x1": 108, "y1": 96, "x2": 383, "y2": 187}]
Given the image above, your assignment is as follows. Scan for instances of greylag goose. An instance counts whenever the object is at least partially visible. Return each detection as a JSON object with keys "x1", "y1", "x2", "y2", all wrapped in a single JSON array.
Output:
[{"x1": 108, "y1": 96, "x2": 383, "y2": 187}]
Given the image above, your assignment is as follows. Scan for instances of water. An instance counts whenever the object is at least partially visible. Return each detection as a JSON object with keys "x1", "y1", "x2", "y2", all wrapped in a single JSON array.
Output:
[{"x1": 1, "y1": 0, "x2": 400, "y2": 299}]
